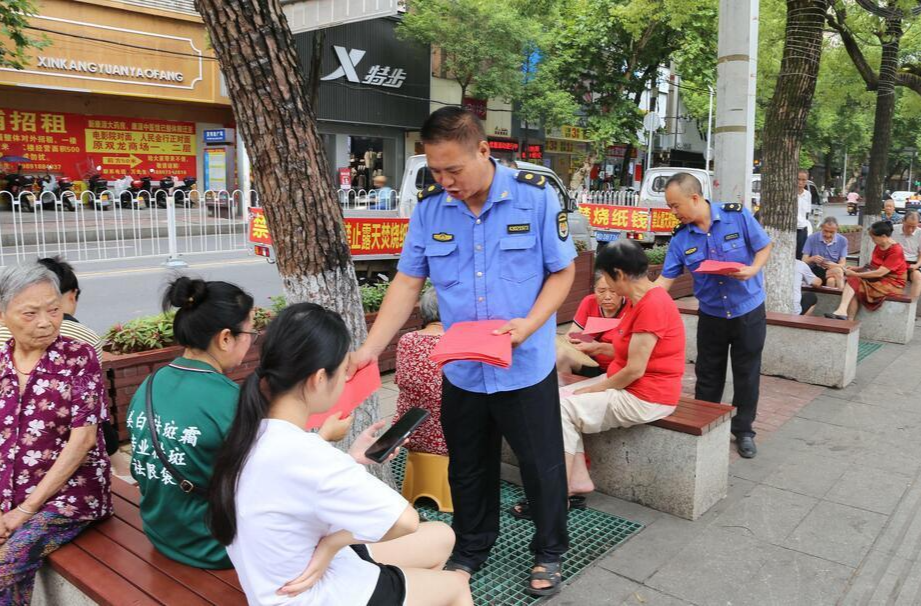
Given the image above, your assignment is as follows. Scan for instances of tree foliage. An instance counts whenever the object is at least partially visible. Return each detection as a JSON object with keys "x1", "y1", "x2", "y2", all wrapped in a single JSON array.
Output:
[{"x1": 0, "y1": 0, "x2": 47, "y2": 69}]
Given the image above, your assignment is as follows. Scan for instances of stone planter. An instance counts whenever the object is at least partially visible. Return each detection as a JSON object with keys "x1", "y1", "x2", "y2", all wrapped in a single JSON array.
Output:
[
  {"x1": 558, "y1": 250, "x2": 595, "y2": 323},
  {"x1": 843, "y1": 229, "x2": 863, "y2": 254},
  {"x1": 646, "y1": 264, "x2": 695, "y2": 299}
]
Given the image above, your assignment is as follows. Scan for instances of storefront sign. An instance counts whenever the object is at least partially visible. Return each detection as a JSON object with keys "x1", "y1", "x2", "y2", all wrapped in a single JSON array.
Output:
[
  {"x1": 297, "y1": 19, "x2": 430, "y2": 129},
  {"x1": 579, "y1": 204, "x2": 650, "y2": 232},
  {"x1": 560, "y1": 125, "x2": 587, "y2": 141},
  {"x1": 520, "y1": 144, "x2": 543, "y2": 161},
  {"x1": 607, "y1": 145, "x2": 638, "y2": 159},
  {"x1": 338, "y1": 167, "x2": 352, "y2": 190},
  {"x1": 488, "y1": 138, "x2": 519, "y2": 153},
  {"x1": 36, "y1": 56, "x2": 185, "y2": 82},
  {"x1": 492, "y1": 127, "x2": 510, "y2": 137},
  {"x1": 204, "y1": 129, "x2": 233, "y2": 144},
  {"x1": 463, "y1": 97, "x2": 487, "y2": 120},
  {"x1": 546, "y1": 139, "x2": 577, "y2": 154},
  {"x1": 0, "y1": 108, "x2": 196, "y2": 178},
  {"x1": 249, "y1": 208, "x2": 410, "y2": 257}
]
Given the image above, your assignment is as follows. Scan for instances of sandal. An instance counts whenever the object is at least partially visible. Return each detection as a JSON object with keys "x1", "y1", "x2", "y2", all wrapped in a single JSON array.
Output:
[
  {"x1": 824, "y1": 313, "x2": 848, "y2": 320},
  {"x1": 525, "y1": 561, "x2": 563, "y2": 597},
  {"x1": 443, "y1": 559, "x2": 478, "y2": 577},
  {"x1": 508, "y1": 495, "x2": 587, "y2": 520}
]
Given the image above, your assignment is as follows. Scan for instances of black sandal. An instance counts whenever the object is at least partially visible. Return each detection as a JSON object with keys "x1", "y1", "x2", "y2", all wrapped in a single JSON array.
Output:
[
  {"x1": 526, "y1": 561, "x2": 563, "y2": 597},
  {"x1": 443, "y1": 559, "x2": 477, "y2": 577},
  {"x1": 508, "y1": 495, "x2": 587, "y2": 520}
]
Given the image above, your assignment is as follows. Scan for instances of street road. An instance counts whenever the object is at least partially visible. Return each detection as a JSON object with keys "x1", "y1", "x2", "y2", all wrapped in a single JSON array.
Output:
[{"x1": 71, "y1": 251, "x2": 285, "y2": 334}]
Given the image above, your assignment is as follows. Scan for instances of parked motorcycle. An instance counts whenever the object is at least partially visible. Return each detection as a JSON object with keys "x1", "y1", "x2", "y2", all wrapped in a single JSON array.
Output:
[
  {"x1": 123, "y1": 175, "x2": 152, "y2": 209},
  {"x1": 5, "y1": 170, "x2": 36, "y2": 212},
  {"x1": 56, "y1": 177, "x2": 77, "y2": 211},
  {"x1": 174, "y1": 176, "x2": 197, "y2": 207},
  {"x1": 87, "y1": 169, "x2": 113, "y2": 209},
  {"x1": 154, "y1": 175, "x2": 175, "y2": 208}
]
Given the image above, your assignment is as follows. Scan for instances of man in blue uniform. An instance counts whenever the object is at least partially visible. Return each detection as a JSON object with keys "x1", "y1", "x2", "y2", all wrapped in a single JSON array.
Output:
[
  {"x1": 654, "y1": 173, "x2": 773, "y2": 458},
  {"x1": 351, "y1": 107, "x2": 576, "y2": 596}
]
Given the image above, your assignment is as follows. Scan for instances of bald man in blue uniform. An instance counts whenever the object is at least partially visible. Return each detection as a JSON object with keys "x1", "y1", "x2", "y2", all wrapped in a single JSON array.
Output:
[
  {"x1": 352, "y1": 107, "x2": 576, "y2": 597},
  {"x1": 654, "y1": 173, "x2": 773, "y2": 459}
]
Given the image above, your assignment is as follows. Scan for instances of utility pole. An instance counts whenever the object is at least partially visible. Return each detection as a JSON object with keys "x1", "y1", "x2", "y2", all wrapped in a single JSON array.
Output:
[{"x1": 713, "y1": 0, "x2": 759, "y2": 207}]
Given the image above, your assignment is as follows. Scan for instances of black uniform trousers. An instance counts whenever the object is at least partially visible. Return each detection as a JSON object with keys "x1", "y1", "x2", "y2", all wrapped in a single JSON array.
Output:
[
  {"x1": 440, "y1": 369, "x2": 569, "y2": 570},
  {"x1": 796, "y1": 228, "x2": 808, "y2": 260},
  {"x1": 695, "y1": 304, "x2": 766, "y2": 438}
]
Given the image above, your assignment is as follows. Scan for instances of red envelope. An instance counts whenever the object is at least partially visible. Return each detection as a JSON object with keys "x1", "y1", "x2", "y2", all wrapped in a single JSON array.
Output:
[
  {"x1": 582, "y1": 317, "x2": 622, "y2": 335},
  {"x1": 305, "y1": 361, "x2": 382, "y2": 429},
  {"x1": 569, "y1": 332, "x2": 595, "y2": 343},
  {"x1": 430, "y1": 320, "x2": 512, "y2": 369},
  {"x1": 694, "y1": 260, "x2": 745, "y2": 275}
]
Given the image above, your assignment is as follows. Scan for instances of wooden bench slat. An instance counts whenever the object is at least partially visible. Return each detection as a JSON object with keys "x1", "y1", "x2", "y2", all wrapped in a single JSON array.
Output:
[
  {"x1": 72, "y1": 529, "x2": 212, "y2": 605},
  {"x1": 674, "y1": 299, "x2": 859, "y2": 334},
  {"x1": 113, "y1": 476, "x2": 141, "y2": 506},
  {"x1": 92, "y1": 517, "x2": 246, "y2": 604},
  {"x1": 113, "y1": 492, "x2": 145, "y2": 533},
  {"x1": 48, "y1": 543, "x2": 162, "y2": 606}
]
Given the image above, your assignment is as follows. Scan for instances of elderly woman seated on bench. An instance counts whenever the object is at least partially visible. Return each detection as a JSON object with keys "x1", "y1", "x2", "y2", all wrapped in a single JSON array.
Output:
[
  {"x1": 825, "y1": 221, "x2": 908, "y2": 321},
  {"x1": 510, "y1": 241, "x2": 684, "y2": 519},
  {"x1": 556, "y1": 271, "x2": 630, "y2": 377}
]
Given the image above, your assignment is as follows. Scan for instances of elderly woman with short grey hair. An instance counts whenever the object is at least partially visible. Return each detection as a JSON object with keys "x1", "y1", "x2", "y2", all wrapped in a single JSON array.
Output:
[
  {"x1": 393, "y1": 287, "x2": 449, "y2": 455},
  {"x1": 0, "y1": 263, "x2": 111, "y2": 603}
]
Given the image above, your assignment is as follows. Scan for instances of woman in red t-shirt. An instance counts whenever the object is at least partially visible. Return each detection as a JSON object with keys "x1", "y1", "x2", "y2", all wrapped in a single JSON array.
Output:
[
  {"x1": 557, "y1": 273, "x2": 629, "y2": 376},
  {"x1": 826, "y1": 221, "x2": 908, "y2": 320},
  {"x1": 511, "y1": 241, "x2": 684, "y2": 518}
]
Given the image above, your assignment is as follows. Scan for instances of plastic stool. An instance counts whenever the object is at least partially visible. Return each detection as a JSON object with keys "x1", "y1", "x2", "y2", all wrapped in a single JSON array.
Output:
[{"x1": 401, "y1": 451, "x2": 454, "y2": 513}]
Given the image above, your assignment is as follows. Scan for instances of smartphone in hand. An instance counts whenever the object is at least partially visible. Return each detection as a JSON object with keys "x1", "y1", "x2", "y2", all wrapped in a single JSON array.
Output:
[{"x1": 364, "y1": 408, "x2": 431, "y2": 464}]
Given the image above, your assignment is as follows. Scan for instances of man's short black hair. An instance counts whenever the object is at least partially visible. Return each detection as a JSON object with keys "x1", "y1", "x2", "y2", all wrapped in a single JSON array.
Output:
[
  {"x1": 595, "y1": 240, "x2": 649, "y2": 280},
  {"x1": 421, "y1": 106, "x2": 487, "y2": 149},
  {"x1": 664, "y1": 172, "x2": 703, "y2": 197},
  {"x1": 38, "y1": 256, "x2": 79, "y2": 297}
]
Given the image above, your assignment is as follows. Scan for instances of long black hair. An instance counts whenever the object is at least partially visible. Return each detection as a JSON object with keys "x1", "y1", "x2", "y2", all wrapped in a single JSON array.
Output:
[
  {"x1": 163, "y1": 277, "x2": 254, "y2": 350},
  {"x1": 207, "y1": 303, "x2": 351, "y2": 546}
]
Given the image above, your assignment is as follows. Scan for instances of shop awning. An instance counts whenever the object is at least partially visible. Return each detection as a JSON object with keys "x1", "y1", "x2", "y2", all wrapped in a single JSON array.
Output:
[{"x1": 281, "y1": 0, "x2": 400, "y2": 33}]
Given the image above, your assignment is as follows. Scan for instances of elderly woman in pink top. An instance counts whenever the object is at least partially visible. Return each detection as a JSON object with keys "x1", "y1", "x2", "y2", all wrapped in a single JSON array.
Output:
[{"x1": 0, "y1": 263, "x2": 112, "y2": 603}]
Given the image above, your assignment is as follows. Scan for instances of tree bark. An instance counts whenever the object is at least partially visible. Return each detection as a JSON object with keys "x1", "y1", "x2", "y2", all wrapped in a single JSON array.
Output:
[
  {"x1": 760, "y1": 0, "x2": 831, "y2": 313},
  {"x1": 194, "y1": 0, "x2": 391, "y2": 484},
  {"x1": 860, "y1": 15, "x2": 901, "y2": 263}
]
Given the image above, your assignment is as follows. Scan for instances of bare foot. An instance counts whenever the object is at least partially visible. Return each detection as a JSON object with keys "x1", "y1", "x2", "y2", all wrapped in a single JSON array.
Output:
[{"x1": 568, "y1": 479, "x2": 594, "y2": 495}]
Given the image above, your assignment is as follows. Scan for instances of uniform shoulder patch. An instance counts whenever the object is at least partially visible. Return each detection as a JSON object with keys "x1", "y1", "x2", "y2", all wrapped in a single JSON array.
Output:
[
  {"x1": 516, "y1": 171, "x2": 547, "y2": 189},
  {"x1": 722, "y1": 202, "x2": 743, "y2": 212},
  {"x1": 417, "y1": 183, "x2": 444, "y2": 202},
  {"x1": 672, "y1": 223, "x2": 687, "y2": 236},
  {"x1": 557, "y1": 211, "x2": 570, "y2": 241}
]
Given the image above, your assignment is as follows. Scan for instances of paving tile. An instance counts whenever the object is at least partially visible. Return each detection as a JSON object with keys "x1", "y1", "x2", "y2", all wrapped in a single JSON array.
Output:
[
  {"x1": 838, "y1": 549, "x2": 917, "y2": 606},
  {"x1": 713, "y1": 484, "x2": 818, "y2": 545},
  {"x1": 737, "y1": 547, "x2": 854, "y2": 606},
  {"x1": 620, "y1": 587, "x2": 695, "y2": 606},
  {"x1": 825, "y1": 465, "x2": 912, "y2": 515},
  {"x1": 584, "y1": 492, "x2": 665, "y2": 527},
  {"x1": 761, "y1": 452, "x2": 849, "y2": 498},
  {"x1": 545, "y1": 567, "x2": 639, "y2": 606},
  {"x1": 597, "y1": 515, "x2": 702, "y2": 583},
  {"x1": 871, "y1": 477, "x2": 921, "y2": 561},
  {"x1": 729, "y1": 439, "x2": 795, "y2": 484},
  {"x1": 783, "y1": 501, "x2": 887, "y2": 567},
  {"x1": 646, "y1": 527, "x2": 779, "y2": 605}
]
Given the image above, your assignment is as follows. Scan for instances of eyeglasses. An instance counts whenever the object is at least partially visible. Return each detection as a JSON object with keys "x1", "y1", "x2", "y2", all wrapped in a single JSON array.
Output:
[{"x1": 239, "y1": 330, "x2": 260, "y2": 345}]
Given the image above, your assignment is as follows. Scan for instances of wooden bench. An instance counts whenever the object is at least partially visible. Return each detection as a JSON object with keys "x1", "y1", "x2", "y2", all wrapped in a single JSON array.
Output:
[
  {"x1": 503, "y1": 374, "x2": 736, "y2": 521},
  {"x1": 675, "y1": 299, "x2": 860, "y2": 388},
  {"x1": 33, "y1": 478, "x2": 246, "y2": 606},
  {"x1": 802, "y1": 285, "x2": 916, "y2": 344}
]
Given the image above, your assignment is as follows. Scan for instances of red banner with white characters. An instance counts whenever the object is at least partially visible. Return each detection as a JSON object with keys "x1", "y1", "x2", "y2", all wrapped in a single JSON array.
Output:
[
  {"x1": 0, "y1": 108, "x2": 196, "y2": 180},
  {"x1": 249, "y1": 208, "x2": 410, "y2": 257},
  {"x1": 579, "y1": 203, "x2": 650, "y2": 232}
]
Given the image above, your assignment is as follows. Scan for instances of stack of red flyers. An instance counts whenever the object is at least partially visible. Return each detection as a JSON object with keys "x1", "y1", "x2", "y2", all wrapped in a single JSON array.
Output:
[
  {"x1": 430, "y1": 320, "x2": 513, "y2": 369},
  {"x1": 694, "y1": 260, "x2": 745, "y2": 275},
  {"x1": 305, "y1": 361, "x2": 382, "y2": 429},
  {"x1": 581, "y1": 317, "x2": 622, "y2": 335}
]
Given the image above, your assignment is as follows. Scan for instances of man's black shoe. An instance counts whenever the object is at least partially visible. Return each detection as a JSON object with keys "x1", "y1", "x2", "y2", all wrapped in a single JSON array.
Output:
[{"x1": 737, "y1": 436, "x2": 757, "y2": 458}]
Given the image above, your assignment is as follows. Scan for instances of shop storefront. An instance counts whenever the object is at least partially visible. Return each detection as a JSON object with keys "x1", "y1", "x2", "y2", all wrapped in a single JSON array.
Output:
[
  {"x1": 545, "y1": 125, "x2": 590, "y2": 185},
  {"x1": 294, "y1": 18, "x2": 430, "y2": 190},
  {"x1": 0, "y1": 0, "x2": 233, "y2": 189}
]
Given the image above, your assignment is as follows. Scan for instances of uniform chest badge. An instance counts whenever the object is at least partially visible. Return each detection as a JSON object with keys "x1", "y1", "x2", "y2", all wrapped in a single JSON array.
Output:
[
  {"x1": 432, "y1": 232, "x2": 454, "y2": 242},
  {"x1": 507, "y1": 223, "x2": 531, "y2": 234},
  {"x1": 685, "y1": 247, "x2": 698, "y2": 255},
  {"x1": 557, "y1": 211, "x2": 570, "y2": 241},
  {"x1": 724, "y1": 233, "x2": 740, "y2": 241}
]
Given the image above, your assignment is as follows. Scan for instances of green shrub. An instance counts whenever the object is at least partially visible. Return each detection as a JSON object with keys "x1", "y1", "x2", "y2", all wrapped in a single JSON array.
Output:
[
  {"x1": 361, "y1": 280, "x2": 390, "y2": 313},
  {"x1": 644, "y1": 245, "x2": 669, "y2": 266}
]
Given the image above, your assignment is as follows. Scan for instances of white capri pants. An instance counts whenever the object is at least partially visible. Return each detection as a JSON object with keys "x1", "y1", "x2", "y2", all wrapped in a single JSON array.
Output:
[{"x1": 560, "y1": 389, "x2": 675, "y2": 454}]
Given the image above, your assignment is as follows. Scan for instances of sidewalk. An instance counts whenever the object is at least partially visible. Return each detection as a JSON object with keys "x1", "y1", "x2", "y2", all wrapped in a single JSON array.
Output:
[{"x1": 541, "y1": 328, "x2": 921, "y2": 606}]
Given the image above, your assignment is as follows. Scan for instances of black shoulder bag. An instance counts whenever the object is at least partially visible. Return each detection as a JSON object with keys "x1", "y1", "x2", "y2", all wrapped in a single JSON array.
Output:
[{"x1": 145, "y1": 369, "x2": 207, "y2": 497}]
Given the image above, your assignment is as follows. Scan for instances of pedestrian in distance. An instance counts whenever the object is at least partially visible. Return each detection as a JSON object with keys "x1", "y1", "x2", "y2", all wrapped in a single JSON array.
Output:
[
  {"x1": 350, "y1": 106, "x2": 577, "y2": 597},
  {"x1": 795, "y1": 169, "x2": 812, "y2": 260},
  {"x1": 654, "y1": 173, "x2": 773, "y2": 459}
]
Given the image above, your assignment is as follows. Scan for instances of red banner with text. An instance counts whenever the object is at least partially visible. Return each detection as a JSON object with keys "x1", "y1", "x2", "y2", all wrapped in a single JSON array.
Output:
[
  {"x1": 579, "y1": 204, "x2": 650, "y2": 232},
  {"x1": 0, "y1": 108, "x2": 196, "y2": 180},
  {"x1": 249, "y1": 208, "x2": 410, "y2": 257},
  {"x1": 649, "y1": 208, "x2": 681, "y2": 233}
]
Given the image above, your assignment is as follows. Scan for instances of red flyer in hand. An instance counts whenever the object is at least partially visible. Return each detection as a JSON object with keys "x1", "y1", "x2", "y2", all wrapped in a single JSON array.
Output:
[
  {"x1": 305, "y1": 361, "x2": 382, "y2": 429},
  {"x1": 694, "y1": 260, "x2": 745, "y2": 275}
]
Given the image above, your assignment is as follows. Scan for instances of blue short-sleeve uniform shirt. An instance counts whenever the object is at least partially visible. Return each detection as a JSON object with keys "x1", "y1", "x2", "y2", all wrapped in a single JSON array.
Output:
[
  {"x1": 662, "y1": 202, "x2": 771, "y2": 319},
  {"x1": 397, "y1": 160, "x2": 577, "y2": 394}
]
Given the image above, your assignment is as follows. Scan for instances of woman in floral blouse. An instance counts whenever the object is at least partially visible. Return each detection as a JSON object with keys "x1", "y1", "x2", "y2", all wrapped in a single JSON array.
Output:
[{"x1": 0, "y1": 263, "x2": 112, "y2": 604}]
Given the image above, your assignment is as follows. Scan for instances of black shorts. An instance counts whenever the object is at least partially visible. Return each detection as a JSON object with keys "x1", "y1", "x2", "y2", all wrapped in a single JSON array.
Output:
[
  {"x1": 352, "y1": 545, "x2": 407, "y2": 606},
  {"x1": 810, "y1": 264, "x2": 827, "y2": 282},
  {"x1": 800, "y1": 291, "x2": 818, "y2": 315},
  {"x1": 574, "y1": 365, "x2": 604, "y2": 378}
]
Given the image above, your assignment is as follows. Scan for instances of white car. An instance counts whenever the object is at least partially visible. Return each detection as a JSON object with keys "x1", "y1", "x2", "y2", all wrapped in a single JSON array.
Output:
[{"x1": 890, "y1": 191, "x2": 912, "y2": 213}]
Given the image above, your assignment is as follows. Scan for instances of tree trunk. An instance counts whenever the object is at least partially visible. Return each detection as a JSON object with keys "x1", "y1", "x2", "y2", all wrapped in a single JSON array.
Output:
[
  {"x1": 861, "y1": 16, "x2": 901, "y2": 263},
  {"x1": 760, "y1": 0, "x2": 830, "y2": 314},
  {"x1": 195, "y1": 0, "x2": 392, "y2": 484}
]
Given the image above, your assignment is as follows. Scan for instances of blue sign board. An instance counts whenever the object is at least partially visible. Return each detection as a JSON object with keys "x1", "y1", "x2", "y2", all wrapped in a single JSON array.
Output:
[
  {"x1": 204, "y1": 129, "x2": 229, "y2": 143},
  {"x1": 595, "y1": 231, "x2": 621, "y2": 242}
]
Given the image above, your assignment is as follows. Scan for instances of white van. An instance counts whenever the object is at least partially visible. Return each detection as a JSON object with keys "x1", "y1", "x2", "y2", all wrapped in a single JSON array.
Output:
[{"x1": 639, "y1": 167, "x2": 713, "y2": 209}]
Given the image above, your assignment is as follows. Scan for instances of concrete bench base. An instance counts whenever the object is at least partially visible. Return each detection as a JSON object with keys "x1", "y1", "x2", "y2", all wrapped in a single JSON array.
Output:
[
  {"x1": 581, "y1": 421, "x2": 730, "y2": 520},
  {"x1": 679, "y1": 312, "x2": 858, "y2": 388},
  {"x1": 809, "y1": 291, "x2": 915, "y2": 344},
  {"x1": 33, "y1": 566, "x2": 96, "y2": 606}
]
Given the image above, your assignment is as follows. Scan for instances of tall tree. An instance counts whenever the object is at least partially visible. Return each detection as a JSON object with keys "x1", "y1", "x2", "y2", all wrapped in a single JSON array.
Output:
[
  {"x1": 760, "y1": 0, "x2": 831, "y2": 314},
  {"x1": 0, "y1": 0, "x2": 46, "y2": 69},
  {"x1": 194, "y1": 0, "x2": 391, "y2": 482}
]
